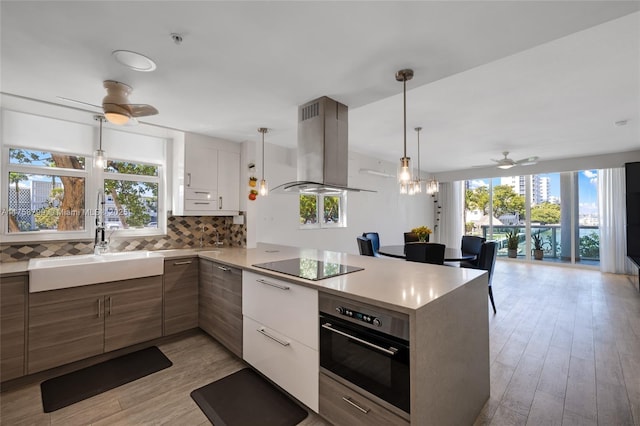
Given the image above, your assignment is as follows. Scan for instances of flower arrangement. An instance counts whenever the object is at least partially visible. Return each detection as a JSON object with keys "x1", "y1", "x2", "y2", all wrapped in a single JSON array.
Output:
[{"x1": 411, "y1": 226, "x2": 432, "y2": 242}]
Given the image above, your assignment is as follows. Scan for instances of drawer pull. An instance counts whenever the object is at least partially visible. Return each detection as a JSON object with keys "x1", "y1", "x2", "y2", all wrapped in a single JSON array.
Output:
[
  {"x1": 194, "y1": 202, "x2": 210, "y2": 205},
  {"x1": 217, "y1": 266, "x2": 231, "y2": 272},
  {"x1": 256, "y1": 278, "x2": 290, "y2": 291},
  {"x1": 257, "y1": 327, "x2": 290, "y2": 347},
  {"x1": 218, "y1": 196, "x2": 223, "y2": 209},
  {"x1": 173, "y1": 260, "x2": 193, "y2": 265},
  {"x1": 322, "y1": 323, "x2": 398, "y2": 356},
  {"x1": 342, "y1": 396, "x2": 371, "y2": 414},
  {"x1": 187, "y1": 172, "x2": 192, "y2": 187},
  {"x1": 194, "y1": 191, "x2": 210, "y2": 195}
]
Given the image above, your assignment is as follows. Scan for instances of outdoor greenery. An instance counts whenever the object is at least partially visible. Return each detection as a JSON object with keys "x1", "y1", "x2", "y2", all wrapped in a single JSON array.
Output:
[
  {"x1": 530, "y1": 202, "x2": 561, "y2": 224},
  {"x1": 506, "y1": 229, "x2": 520, "y2": 250},
  {"x1": 300, "y1": 194, "x2": 317, "y2": 224},
  {"x1": 104, "y1": 160, "x2": 158, "y2": 228},
  {"x1": 465, "y1": 184, "x2": 525, "y2": 220},
  {"x1": 580, "y1": 232, "x2": 600, "y2": 258}
]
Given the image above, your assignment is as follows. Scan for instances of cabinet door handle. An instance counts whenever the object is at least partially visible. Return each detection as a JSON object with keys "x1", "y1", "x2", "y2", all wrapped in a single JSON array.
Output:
[
  {"x1": 217, "y1": 265, "x2": 231, "y2": 272},
  {"x1": 107, "y1": 296, "x2": 112, "y2": 316},
  {"x1": 97, "y1": 298, "x2": 102, "y2": 318},
  {"x1": 218, "y1": 196, "x2": 223, "y2": 209},
  {"x1": 341, "y1": 396, "x2": 371, "y2": 414},
  {"x1": 187, "y1": 172, "x2": 192, "y2": 187},
  {"x1": 256, "y1": 278, "x2": 290, "y2": 291},
  {"x1": 173, "y1": 260, "x2": 193, "y2": 265},
  {"x1": 257, "y1": 327, "x2": 290, "y2": 347}
]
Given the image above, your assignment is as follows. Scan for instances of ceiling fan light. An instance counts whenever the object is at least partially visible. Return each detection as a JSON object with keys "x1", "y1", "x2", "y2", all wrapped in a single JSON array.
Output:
[
  {"x1": 497, "y1": 163, "x2": 515, "y2": 170},
  {"x1": 104, "y1": 111, "x2": 130, "y2": 125}
]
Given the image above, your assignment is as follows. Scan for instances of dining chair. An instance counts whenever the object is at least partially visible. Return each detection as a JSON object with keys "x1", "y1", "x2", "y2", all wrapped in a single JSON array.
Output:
[
  {"x1": 405, "y1": 242, "x2": 446, "y2": 265},
  {"x1": 362, "y1": 232, "x2": 380, "y2": 255},
  {"x1": 356, "y1": 236, "x2": 376, "y2": 257},
  {"x1": 461, "y1": 241, "x2": 497, "y2": 314},
  {"x1": 460, "y1": 235, "x2": 486, "y2": 268}
]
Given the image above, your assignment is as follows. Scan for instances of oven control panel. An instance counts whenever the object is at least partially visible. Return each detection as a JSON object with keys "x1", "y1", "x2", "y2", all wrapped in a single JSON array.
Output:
[{"x1": 335, "y1": 306, "x2": 382, "y2": 327}]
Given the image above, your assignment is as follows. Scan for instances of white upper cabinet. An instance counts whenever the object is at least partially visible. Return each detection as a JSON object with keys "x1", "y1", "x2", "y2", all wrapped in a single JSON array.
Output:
[{"x1": 173, "y1": 133, "x2": 240, "y2": 216}]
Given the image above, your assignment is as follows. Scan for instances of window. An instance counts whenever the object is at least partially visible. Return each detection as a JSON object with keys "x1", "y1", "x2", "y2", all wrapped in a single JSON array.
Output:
[
  {"x1": 6, "y1": 148, "x2": 87, "y2": 234},
  {"x1": 463, "y1": 170, "x2": 600, "y2": 265},
  {"x1": 103, "y1": 160, "x2": 160, "y2": 230},
  {"x1": 299, "y1": 193, "x2": 346, "y2": 228}
]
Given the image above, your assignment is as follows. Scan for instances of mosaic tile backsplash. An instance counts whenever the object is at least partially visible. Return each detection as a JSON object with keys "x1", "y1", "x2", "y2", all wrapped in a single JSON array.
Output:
[{"x1": 0, "y1": 215, "x2": 246, "y2": 262}]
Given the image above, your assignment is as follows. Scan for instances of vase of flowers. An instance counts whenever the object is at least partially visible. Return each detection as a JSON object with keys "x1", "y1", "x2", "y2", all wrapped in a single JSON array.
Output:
[{"x1": 411, "y1": 226, "x2": 432, "y2": 242}]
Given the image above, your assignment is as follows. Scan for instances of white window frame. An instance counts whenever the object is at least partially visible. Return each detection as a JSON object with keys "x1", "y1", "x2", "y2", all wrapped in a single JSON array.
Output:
[
  {"x1": 2, "y1": 145, "x2": 91, "y2": 242},
  {"x1": 100, "y1": 156, "x2": 164, "y2": 238},
  {"x1": 299, "y1": 192, "x2": 347, "y2": 229}
]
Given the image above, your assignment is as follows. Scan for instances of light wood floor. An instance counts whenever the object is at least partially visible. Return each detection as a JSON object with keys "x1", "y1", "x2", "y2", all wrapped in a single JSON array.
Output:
[{"x1": 1, "y1": 261, "x2": 638, "y2": 425}]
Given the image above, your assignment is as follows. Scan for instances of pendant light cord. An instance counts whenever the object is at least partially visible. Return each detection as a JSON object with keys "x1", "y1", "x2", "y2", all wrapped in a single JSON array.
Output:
[
  {"x1": 416, "y1": 127, "x2": 421, "y2": 178},
  {"x1": 99, "y1": 116, "x2": 103, "y2": 150},
  {"x1": 261, "y1": 130, "x2": 265, "y2": 180},
  {"x1": 403, "y1": 77, "x2": 407, "y2": 158}
]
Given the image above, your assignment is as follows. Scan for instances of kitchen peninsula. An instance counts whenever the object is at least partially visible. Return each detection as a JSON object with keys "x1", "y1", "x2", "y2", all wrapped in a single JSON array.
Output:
[
  {"x1": 1, "y1": 243, "x2": 489, "y2": 425},
  {"x1": 198, "y1": 243, "x2": 490, "y2": 425}
]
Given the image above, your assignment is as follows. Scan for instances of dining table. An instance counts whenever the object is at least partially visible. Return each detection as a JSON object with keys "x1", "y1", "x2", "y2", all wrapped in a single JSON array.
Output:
[{"x1": 378, "y1": 245, "x2": 476, "y2": 262}]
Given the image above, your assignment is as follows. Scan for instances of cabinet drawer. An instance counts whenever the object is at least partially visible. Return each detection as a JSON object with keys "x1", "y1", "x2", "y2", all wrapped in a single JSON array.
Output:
[
  {"x1": 243, "y1": 316, "x2": 318, "y2": 412},
  {"x1": 242, "y1": 271, "x2": 318, "y2": 350},
  {"x1": 319, "y1": 373, "x2": 409, "y2": 426},
  {"x1": 185, "y1": 188, "x2": 215, "y2": 200},
  {"x1": 185, "y1": 199, "x2": 218, "y2": 211}
]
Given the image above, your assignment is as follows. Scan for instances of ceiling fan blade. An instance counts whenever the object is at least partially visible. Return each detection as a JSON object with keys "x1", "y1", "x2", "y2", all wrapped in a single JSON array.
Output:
[
  {"x1": 56, "y1": 96, "x2": 101, "y2": 110},
  {"x1": 122, "y1": 104, "x2": 158, "y2": 117},
  {"x1": 516, "y1": 156, "x2": 539, "y2": 165}
]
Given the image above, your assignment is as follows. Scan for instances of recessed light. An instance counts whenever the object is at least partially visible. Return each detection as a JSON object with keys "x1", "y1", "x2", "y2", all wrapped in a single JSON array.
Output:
[{"x1": 112, "y1": 50, "x2": 157, "y2": 72}]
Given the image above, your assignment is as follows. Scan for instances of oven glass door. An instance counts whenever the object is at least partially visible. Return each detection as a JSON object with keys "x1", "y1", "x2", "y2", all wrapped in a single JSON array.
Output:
[{"x1": 319, "y1": 313, "x2": 410, "y2": 413}]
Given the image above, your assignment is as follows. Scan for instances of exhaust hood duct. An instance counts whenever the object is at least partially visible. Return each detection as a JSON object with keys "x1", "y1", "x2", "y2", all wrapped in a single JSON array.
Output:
[{"x1": 272, "y1": 96, "x2": 374, "y2": 194}]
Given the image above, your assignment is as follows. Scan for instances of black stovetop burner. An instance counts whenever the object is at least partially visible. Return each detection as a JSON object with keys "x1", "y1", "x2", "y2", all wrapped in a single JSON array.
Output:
[{"x1": 252, "y1": 257, "x2": 364, "y2": 281}]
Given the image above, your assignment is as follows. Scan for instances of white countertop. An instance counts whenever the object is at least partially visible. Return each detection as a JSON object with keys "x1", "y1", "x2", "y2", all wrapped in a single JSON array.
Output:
[
  {"x1": 198, "y1": 243, "x2": 486, "y2": 313},
  {"x1": 1, "y1": 243, "x2": 485, "y2": 312}
]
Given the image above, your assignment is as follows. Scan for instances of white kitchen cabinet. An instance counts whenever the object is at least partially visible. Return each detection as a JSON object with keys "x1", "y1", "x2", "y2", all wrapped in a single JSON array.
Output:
[
  {"x1": 242, "y1": 271, "x2": 319, "y2": 412},
  {"x1": 173, "y1": 133, "x2": 240, "y2": 216}
]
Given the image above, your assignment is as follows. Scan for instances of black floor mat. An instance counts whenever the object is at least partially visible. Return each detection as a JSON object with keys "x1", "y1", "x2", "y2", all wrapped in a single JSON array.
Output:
[
  {"x1": 40, "y1": 346, "x2": 172, "y2": 413},
  {"x1": 191, "y1": 368, "x2": 308, "y2": 426}
]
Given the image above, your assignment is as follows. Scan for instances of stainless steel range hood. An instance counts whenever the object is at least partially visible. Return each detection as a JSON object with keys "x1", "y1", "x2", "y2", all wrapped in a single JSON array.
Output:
[{"x1": 272, "y1": 96, "x2": 374, "y2": 194}]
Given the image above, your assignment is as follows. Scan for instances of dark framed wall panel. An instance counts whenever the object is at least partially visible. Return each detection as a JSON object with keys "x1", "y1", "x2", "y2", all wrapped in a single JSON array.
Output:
[{"x1": 625, "y1": 162, "x2": 640, "y2": 257}]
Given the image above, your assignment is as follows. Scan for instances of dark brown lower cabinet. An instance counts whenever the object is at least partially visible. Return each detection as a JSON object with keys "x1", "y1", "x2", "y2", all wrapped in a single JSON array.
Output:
[
  {"x1": 319, "y1": 373, "x2": 409, "y2": 426},
  {"x1": 1, "y1": 274, "x2": 27, "y2": 382},
  {"x1": 199, "y1": 259, "x2": 242, "y2": 357},
  {"x1": 163, "y1": 257, "x2": 199, "y2": 335},
  {"x1": 28, "y1": 275, "x2": 162, "y2": 374}
]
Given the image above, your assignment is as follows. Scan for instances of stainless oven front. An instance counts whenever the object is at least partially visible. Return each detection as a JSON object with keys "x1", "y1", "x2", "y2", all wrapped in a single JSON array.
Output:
[{"x1": 319, "y1": 293, "x2": 410, "y2": 414}]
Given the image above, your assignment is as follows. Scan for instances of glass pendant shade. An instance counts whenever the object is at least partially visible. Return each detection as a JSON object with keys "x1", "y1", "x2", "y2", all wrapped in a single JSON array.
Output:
[
  {"x1": 94, "y1": 115, "x2": 107, "y2": 169},
  {"x1": 258, "y1": 127, "x2": 268, "y2": 197},
  {"x1": 94, "y1": 149, "x2": 107, "y2": 169},
  {"x1": 259, "y1": 179, "x2": 268, "y2": 196},
  {"x1": 426, "y1": 177, "x2": 439, "y2": 195},
  {"x1": 398, "y1": 157, "x2": 412, "y2": 184}
]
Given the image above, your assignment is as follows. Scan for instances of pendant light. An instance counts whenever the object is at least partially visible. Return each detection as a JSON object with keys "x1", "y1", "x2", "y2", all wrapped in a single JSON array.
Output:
[
  {"x1": 396, "y1": 69, "x2": 414, "y2": 194},
  {"x1": 258, "y1": 127, "x2": 269, "y2": 196},
  {"x1": 426, "y1": 177, "x2": 439, "y2": 195},
  {"x1": 93, "y1": 115, "x2": 107, "y2": 169},
  {"x1": 413, "y1": 127, "x2": 423, "y2": 194}
]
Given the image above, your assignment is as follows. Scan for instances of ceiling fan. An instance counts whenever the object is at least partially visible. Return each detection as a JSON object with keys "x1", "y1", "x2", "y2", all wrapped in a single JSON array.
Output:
[
  {"x1": 490, "y1": 151, "x2": 539, "y2": 169},
  {"x1": 58, "y1": 80, "x2": 158, "y2": 125}
]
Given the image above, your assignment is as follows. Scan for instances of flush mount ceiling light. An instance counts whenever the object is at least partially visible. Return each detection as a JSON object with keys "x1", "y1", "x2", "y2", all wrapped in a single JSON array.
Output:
[
  {"x1": 112, "y1": 50, "x2": 157, "y2": 72},
  {"x1": 396, "y1": 69, "x2": 414, "y2": 194},
  {"x1": 93, "y1": 115, "x2": 107, "y2": 169},
  {"x1": 258, "y1": 127, "x2": 269, "y2": 196}
]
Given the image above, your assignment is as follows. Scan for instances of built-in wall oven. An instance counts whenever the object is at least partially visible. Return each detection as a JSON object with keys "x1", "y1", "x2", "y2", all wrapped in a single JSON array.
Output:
[{"x1": 319, "y1": 293, "x2": 410, "y2": 414}]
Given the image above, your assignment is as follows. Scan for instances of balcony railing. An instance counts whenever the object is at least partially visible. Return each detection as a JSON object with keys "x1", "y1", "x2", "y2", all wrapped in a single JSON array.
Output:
[{"x1": 479, "y1": 224, "x2": 600, "y2": 263}]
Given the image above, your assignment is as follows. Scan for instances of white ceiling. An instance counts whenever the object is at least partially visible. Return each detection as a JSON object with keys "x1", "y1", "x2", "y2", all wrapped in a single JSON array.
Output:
[{"x1": 1, "y1": 1, "x2": 638, "y2": 174}]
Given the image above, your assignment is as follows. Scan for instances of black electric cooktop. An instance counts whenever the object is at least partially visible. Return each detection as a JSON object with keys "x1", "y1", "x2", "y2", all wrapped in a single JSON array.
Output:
[{"x1": 252, "y1": 258, "x2": 364, "y2": 281}]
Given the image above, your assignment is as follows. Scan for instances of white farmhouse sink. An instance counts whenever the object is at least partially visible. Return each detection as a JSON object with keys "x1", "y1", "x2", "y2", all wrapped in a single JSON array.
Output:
[{"x1": 28, "y1": 251, "x2": 164, "y2": 293}]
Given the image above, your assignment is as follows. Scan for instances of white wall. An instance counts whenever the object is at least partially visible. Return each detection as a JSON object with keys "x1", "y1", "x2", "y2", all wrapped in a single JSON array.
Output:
[{"x1": 251, "y1": 142, "x2": 434, "y2": 254}]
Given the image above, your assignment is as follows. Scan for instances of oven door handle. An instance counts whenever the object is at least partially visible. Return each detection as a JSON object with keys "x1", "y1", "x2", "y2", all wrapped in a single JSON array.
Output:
[{"x1": 321, "y1": 322, "x2": 399, "y2": 356}]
